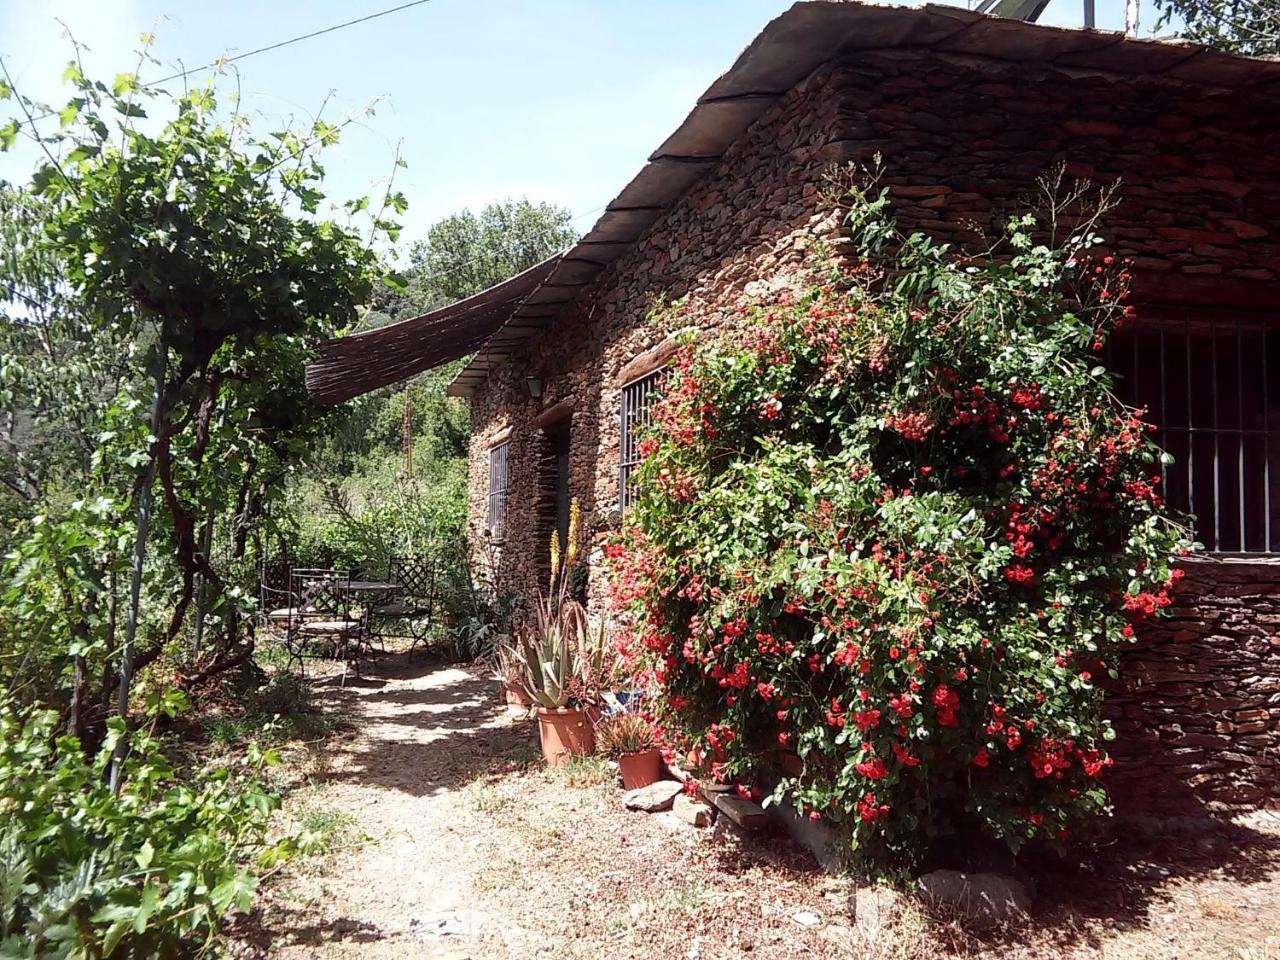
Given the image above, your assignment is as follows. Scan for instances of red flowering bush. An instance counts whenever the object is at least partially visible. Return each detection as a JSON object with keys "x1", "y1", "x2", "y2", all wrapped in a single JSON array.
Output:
[{"x1": 607, "y1": 177, "x2": 1193, "y2": 865}]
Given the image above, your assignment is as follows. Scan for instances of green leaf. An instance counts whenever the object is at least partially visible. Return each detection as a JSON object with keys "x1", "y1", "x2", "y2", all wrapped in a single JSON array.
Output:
[
  {"x1": 58, "y1": 99, "x2": 82, "y2": 128},
  {"x1": 133, "y1": 882, "x2": 159, "y2": 933},
  {"x1": 0, "y1": 120, "x2": 17, "y2": 151},
  {"x1": 66, "y1": 144, "x2": 100, "y2": 164},
  {"x1": 111, "y1": 72, "x2": 138, "y2": 97},
  {"x1": 101, "y1": 919, "x2": 131, "y2": 957},
  {"x1": 210, "y1": 871, "x2": 257, "y2": 914}
]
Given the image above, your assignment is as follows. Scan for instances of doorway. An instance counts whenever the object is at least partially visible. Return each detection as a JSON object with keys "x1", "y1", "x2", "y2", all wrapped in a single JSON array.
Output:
[{"x1": 535, "y1": 419, "x2": 572, "y2": 587}]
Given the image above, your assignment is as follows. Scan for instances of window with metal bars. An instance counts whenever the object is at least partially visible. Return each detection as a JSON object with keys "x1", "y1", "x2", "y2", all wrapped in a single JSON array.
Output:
[
  {"x1": 619, "y1": 369, "x2": 667, "y2": 511},
  {"x1": 1107, "y1": 313, "x2": 1280, "y2": 553},
  {"x1": 487, "y1": 442, "x2": 509, "y2": 539}
]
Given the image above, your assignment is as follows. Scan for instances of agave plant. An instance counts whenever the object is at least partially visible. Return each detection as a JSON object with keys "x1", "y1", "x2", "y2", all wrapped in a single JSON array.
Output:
[
  {"x1": 577, "y1": 618, "x2": 621, "y2": 702},
  {"x1": 513, "y1": 590, "x2": 588, "y2": 708},
  {"x1": 513, "y1": 497, "x2": 622, "y2": 709},
  {"x1": 491, "y1": 642, "x2": 523, "y2": 687}
]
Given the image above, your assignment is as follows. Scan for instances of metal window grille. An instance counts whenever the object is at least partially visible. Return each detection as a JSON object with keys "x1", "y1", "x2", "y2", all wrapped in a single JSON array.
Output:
[
  {"x1": 619, "y1": 369, "x2": 667, "y2": 511},
  {"x1": 1107, "y1": 313, "x2": 1279, "y2": 553},
  {"x1": 487, "y1": 442, "x2": 510, "y2": 539}
]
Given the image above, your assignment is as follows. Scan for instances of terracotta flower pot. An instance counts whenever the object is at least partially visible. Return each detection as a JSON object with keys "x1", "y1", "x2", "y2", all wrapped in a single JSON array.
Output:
[
  {"x1": 537, "y1": 706, "x2": 595, "y2": 766},
  {"x1": 617, "y1": 748, "x2": 664, "y2": 790}
]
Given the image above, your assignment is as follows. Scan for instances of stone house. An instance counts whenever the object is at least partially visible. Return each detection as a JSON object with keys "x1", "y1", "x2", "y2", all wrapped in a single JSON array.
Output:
[{"x1": 308, "y1": 2, "x2": 1280, "y2": 810}]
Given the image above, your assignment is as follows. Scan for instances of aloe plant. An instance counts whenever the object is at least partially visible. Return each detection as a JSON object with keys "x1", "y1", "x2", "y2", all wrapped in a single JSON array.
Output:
[
  {"x1": 512, "y1": 587, "x2": 612, "y2": 709},
  {"x1": 513, "y1": 497, "x2": 620, "y2": 709},
  {"x1": 515, "y1": 625, "x2": 575, "y2": 708}
]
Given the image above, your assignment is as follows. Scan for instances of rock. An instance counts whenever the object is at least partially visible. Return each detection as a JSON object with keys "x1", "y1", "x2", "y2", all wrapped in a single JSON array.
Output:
[
  {"x1": 666, "y1": 762, "x2": 691, "y2": 782},
  {"x1": 673, "y1": 793, "x2": 715, "y2": 827},
  {"x1": 791, "y1": 910, "x2": 821, "y2": 927},
  {"x1": 622, "y1": 780, "x2": 682, "y2": 812},
  {"x1": 712, "y1": 793, "x2": 770, "y2": 831},
  {"x1": 852, "y1": 885, "x2": 899, "y2": 943},
  {"x1": 917, "y1": 870, "x2": 1032, "y2": 923}
]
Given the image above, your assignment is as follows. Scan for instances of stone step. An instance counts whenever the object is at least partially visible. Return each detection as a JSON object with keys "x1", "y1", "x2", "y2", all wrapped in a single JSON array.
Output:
[{"x1": 712, "y1": 793, "x2": 769, "y2": 831}]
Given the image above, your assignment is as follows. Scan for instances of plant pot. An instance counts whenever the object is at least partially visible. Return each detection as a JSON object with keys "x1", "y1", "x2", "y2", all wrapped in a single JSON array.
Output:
[
  {"x1": 616, "y1": 748, "x2": 664, "y2": 790},
  {"x1": 537, "y1": 706, "x2": 595, "y2": 767},
  {"x1": 503, "y1": 681, "x2": 532, "y2": 713}
]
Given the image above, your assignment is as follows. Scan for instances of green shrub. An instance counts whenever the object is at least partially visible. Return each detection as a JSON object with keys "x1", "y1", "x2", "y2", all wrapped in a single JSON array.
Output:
[
  {"x1": 0, "y1": 700, "x2": 291, "y2": 957},
  {"x1": 608, "y1": 175, "x2": 1192, "y2": 866}
]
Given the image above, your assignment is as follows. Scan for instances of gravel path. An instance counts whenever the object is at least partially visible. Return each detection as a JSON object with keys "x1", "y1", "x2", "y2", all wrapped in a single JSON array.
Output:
[{"x1": 238, "y1": 657, "x2": 530, "y2": 958}]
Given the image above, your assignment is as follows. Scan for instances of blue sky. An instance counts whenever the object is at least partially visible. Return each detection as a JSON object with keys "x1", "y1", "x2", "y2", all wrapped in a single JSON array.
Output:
[{"x1": 1, "y1": 0, "x2": 1172, "y2": 255}]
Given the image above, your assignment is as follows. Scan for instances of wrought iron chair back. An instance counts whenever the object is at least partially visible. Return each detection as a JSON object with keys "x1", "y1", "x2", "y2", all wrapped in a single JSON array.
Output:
[
  {"x1": 370, "y1": 555, "x2": 440, "y2": 654},
  {"x1": 389, "y1": 556, "x2": 436, "y2": 605},
  {"x1": 290, "y1": 568, "x2": 353, "y2": 621},
  {"x1": 272, "y1": 569, "x2": 368, "y2": 681}
]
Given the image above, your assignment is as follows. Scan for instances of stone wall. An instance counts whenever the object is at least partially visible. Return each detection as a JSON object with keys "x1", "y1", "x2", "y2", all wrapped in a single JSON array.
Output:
[
  {"x1": 463, "y1": 47, "x2": 1280, "y2": 809},
  {"x1": 1110, "y1": 559, "x2": 1280, "y2": 813},
  {"x1": 818, "y1": 50, "x2": 1280, "y2": 302}
]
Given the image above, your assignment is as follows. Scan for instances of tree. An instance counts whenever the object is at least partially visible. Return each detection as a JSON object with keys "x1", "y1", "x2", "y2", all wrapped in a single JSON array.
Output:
[
  {"x1": 1152, "y1": 0, "x2": 1280, "y2": 55},
  {"x1": 0, "y1": 47, "x2": 397, "y2": 747},
  {"x1": 404, "y1": 198, "x2": 576, "y2": 309},
  {"x1": 0, "y1": 185, "x2": 130, "y2": 544}
]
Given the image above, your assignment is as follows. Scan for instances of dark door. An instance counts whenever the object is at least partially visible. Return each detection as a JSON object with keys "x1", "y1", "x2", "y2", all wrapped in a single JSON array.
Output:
[{"x1": 552, "y1": 424, "x2": 571, "y2": 550}]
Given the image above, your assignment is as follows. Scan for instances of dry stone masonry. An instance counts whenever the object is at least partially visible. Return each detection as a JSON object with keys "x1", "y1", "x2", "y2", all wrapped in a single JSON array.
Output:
[{"x1": 1109, "y1": 558, "x2": 1280, "y2": 811}]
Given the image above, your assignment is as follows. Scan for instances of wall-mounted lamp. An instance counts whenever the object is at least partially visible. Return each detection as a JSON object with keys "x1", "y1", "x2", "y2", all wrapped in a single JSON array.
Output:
[{"x1": 525, "y1": 375, "x2": 543, "y2": 400}]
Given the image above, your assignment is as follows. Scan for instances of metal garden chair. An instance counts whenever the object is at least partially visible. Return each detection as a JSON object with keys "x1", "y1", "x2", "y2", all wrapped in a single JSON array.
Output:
[
  {"x1": 368, "y1": 555, "x2": 440, "y2": 657},
  {"x1": 271, "y1": 568, "x2": 367, "y2": 681}
]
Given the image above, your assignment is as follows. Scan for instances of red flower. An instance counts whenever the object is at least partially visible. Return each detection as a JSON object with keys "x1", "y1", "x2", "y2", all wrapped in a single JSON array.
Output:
[
  {"x1": 1003, "y1": 564, "x2": 1035, "y2": 585},
  {"x1": 931, "y1": 684, "x2": 960, "y2": 727},
  {"x1": 852, "y1": 708, "x2": 881, "y2": 732},
  {"x1": 857, "y1": 791, "x2": 890, "y2": 823},
  {"x1": 856, "y1": 758, "x2": 887, "y2": 780}
]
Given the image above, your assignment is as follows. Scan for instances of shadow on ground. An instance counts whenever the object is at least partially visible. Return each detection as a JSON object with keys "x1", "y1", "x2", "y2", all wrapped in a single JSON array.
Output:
[{"x1": 306, "y1": 649, "x2": 539, "y2": 800}]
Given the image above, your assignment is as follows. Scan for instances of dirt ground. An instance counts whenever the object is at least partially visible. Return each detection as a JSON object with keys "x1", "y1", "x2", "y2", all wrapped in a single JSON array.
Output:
[{"x1": 227, "y1": 652, "x2": 1280, "y2": 960}]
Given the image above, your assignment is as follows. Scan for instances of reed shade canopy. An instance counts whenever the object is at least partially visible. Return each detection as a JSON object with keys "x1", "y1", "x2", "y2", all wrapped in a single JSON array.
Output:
[{"x1": 305, "y1": 255, "x2": 561, "y2": 405}]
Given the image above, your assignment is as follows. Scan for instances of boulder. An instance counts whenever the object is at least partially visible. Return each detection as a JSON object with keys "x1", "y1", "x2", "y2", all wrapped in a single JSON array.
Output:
[
  {"x1": 712, "y1": 793, "x2": 769, "y2": 831},
  {"x1": 673, "y1": 793, "x2": 715, "y2": 827},
  {"x1": 622, "y1": 780, "x2": 682, "y2": 812},
  {"x1": 916, "y1": 870, "x2": 1032, "y2": 923}
]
